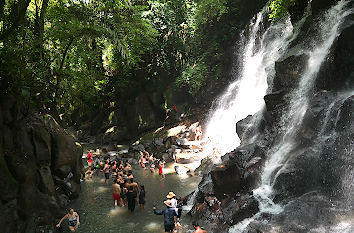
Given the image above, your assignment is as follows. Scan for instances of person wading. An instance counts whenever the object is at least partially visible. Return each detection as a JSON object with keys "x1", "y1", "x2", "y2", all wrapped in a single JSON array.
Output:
[
  {"x1": 139, "y1": 185, "x2": 146, "y2": 209},
  {"x1": 56, "y1": 208, "x2": 80, "y2": 232},
  {"x1": 103, "y1": 160, "x2": 110, "y2": 184},
  {"x1": 153, "y1": 200, "x2": 177, "y2": 233},
  {"x1": 112, "y1": 178, "x2": 121, "y2": 207},
  {"x1": 127, "y1": 186, "x2": 137, "y2": 212}
]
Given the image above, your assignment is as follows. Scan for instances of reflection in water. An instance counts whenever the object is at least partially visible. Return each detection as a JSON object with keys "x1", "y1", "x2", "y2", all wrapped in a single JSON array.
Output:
[{"x1": 71, "y1": 164, "x2": 201, "y2": 233}]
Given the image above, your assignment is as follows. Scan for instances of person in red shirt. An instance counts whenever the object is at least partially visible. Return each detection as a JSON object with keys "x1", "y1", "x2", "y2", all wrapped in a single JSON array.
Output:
[
  {"x1": 87, "y1": 150, "x2": 93, "y2": 172},
  {"x1": 159, "y1": 160, "x2": 165, "y2": 178}
]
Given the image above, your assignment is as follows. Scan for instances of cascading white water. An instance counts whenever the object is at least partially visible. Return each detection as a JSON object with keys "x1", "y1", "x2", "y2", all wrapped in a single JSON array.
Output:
[
  {"x1": 203, "y1": 12, "x2": 293, "y2": 160},
  {"x1": 228, "y1": 1, "x2": 353, "y2": 232},
  {"x1": 253, "y1": 0, "x2": 353, "y2": 214}
]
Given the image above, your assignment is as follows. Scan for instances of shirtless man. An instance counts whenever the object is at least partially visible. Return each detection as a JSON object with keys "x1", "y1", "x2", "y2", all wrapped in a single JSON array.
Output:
[
  {"x1": 126, "y1": 178, "x2": 139, "y2": 192},
  {"x1": 192, "y1": 222, "x2": 207, "y2": 233},
  {"x1": 112, "y1": 179, "x2": 121, "y2": 207},
  {"x1": 127, "y1": 170, "x2": 134, "y2": 179},
  {"x1": 103, "y1": 160, "x2": 110, "y2": 184}
]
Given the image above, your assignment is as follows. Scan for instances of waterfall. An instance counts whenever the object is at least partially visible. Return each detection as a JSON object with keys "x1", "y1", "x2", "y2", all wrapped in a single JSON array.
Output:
[
  {"x1": 228, "y1": 1, "x2": 353, "y2": 232},
  {"x1": 254, "y1": 0, "x2": 352, "y2": 212},
  {"x1": 203, "y1": 11, "x2": 293, "y2": 160}
]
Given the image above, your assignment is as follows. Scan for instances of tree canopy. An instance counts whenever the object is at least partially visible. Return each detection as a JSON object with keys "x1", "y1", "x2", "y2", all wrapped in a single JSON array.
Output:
[{"x1": 0, "y1": 0, "x2": 294, "y2": 132}]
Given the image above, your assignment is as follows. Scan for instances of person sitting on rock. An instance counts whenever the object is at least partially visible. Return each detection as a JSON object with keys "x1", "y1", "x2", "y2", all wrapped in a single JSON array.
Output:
[{"x1": 56, "y1": 208, "x2": 80, "y2": 232}]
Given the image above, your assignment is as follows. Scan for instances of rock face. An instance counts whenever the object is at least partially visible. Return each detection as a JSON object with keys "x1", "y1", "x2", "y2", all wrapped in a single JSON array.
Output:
[
  {"x1": 0, "y1": 95, "x2": 84, "y2": 233},
  {"x1": 189, "y1": 1, "x2": 354, "y2": 232}
]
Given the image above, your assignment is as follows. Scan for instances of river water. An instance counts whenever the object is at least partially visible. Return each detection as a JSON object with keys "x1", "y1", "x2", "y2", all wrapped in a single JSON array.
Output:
[{"x1": 70, "y1": 161, "x2": 201, "y2": 233}]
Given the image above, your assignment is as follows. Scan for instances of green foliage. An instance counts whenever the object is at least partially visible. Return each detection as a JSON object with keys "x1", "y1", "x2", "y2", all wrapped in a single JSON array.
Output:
[
  {"x1": 268, "y1": 0, "x2": 296, "y2": 21},
  {"x1": 195, "y1": 0, "x2": 228, "y2": 24},
  {"x1": 176, "y1": 60, "x2": 208, "y2": 96},
  {"x1": 0, "y1": 0, "x2": 246, "y2": 128}
]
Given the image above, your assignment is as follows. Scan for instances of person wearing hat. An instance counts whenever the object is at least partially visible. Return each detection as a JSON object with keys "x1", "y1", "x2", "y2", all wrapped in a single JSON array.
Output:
[
  {"x1": 166, "y1": 192, "x2": 177, "y2": 208},
  {"x1": 153, "y1": 200, "x2": 177, "y2": 232}
]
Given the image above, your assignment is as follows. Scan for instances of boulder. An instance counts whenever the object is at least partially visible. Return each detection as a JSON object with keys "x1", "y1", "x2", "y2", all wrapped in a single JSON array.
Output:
[
  {"x1": 223, "y1": 195, "x2": 259, "y2": 225},
  {"x1": 174, "y1": 165, "x2": 190, "y2": 175},
  {"x1": 273, "y1": 54, "x2": 309, "y2": 91},
  {"x1": 316, "y1": 22, "x2": 354, "y2": 90},
  {"x1": 264, "y1": 91, "x2": 289, "y2": 120},
  {"x1": 210, "y1": 162, "x2": 244, "y2": 199},
  {"x1": 52, "y1": 132, "x2": 82, "y2": 181},
  {"x1": 162, "y1": 153, "x2": 174, "y2": 163},
  {"x1": 32, "y1": 126, "x2": 52, "y2": 163}
]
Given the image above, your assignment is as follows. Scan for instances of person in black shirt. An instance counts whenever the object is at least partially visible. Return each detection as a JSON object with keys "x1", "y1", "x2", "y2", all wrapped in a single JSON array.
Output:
[
  {"x1": 153, "y1": 200, "x2": 177, "y2": 232},
  {"x1": 139, "y1": 185, "x2": 146, "y2": 209}
]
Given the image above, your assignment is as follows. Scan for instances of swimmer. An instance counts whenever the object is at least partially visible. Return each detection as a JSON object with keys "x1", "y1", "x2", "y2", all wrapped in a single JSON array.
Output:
[{"x1": 56, "y1": 208, "x2": 80, "y2": 232}]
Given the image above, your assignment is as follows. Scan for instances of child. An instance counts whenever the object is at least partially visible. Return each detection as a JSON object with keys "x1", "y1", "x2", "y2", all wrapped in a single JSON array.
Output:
[{"x1": 139, "y1": 185, "x2": 146, "y2": 209}]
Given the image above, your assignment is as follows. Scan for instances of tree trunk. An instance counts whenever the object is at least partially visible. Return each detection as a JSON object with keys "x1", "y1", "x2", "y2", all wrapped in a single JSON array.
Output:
[{"x1": 0, "y1": 0, "x2": 31, "y2": 40}]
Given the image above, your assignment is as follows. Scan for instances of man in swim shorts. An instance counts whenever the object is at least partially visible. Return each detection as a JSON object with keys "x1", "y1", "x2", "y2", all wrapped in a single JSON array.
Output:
[{"x1": 112, "y1": 178, "x2": 121, "y2": 207}]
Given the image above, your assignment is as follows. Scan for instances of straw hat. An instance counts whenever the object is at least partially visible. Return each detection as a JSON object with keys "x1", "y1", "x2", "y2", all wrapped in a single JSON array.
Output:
[
  {"x1": 166, "y1": 192, "x2": 176, "y2": 199},
  {"x1": 164, "y1": 200, "x2": 173, "y2": 208}
]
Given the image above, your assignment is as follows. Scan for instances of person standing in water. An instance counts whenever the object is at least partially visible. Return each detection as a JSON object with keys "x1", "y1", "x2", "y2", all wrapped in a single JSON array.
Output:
[
  {"x1": 56, "y1": 208, "x2": 80, "y2": 232},
  {"x1": 153, "y1": 200, "x2": 177, "y2": 233},
  {"x1": 138, "y1": 185, "x2": 146, "y2": 209},
  {"x1": 87, "y1": 150, "x2": 93, "y2": 174},
  {"x1": 159, "y1": 160, "x2": 165, "y2": 179},
  {"x1": 103, "y1": 160, "x2": 110, "y2": 184},
  {"x1": 127, "y1": 186, "x2": 137, "y2": 212},
  {"x1": 112, "y1": 178, "x2": 121, "y2": 207}
]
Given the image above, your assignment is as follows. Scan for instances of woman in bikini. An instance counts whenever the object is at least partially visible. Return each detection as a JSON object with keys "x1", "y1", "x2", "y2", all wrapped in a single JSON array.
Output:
[{"x1": 56, "y1": 208, "x2": 80, "y2": 232}]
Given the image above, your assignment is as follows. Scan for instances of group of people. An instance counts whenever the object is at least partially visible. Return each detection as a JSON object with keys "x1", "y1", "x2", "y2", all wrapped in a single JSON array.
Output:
[
  {"x1": 57, "y1": 149, "x2": 207, "y2": 232},
  {"x1": 138, "y1": 150, "x2": 165, "y2": 178}
]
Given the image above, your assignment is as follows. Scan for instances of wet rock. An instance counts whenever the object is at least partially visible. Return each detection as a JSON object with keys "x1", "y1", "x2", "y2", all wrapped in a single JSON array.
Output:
[
  {"x1": 311, "y1": 0, "x2": 337, "y2": 15},
  {"x1": 317, "y1": 22, "x2": 354, "y2": 90},
  {"x1": 211, "y1": 162, "x2": 244, "y2": 198},
  {"x1": 335, "y1": 95, "x2": 354, "y2": 132},
  {"x1": 195, "y1": 156, "x2": 214, "y2": 175},
  {"x1": 175, "y1": 165, "x2": 190, "y2": 175},
  {"x1": 223, "y1": 195, "x2": 259, "y2": 225},
  {"x1": 288, "y1": 0, "x2": 309, "y2": 24},
  {"x1": 272, "y1": 193, "x2": 336, "y2": 232},
  {"x1": 153, "y1": 137, "x2": 164, "y2": 146},
  {"x1": 264, "y1": 91, "x2": 289, "y2": 120},
  {"x1": 164, "y1": 136, "x2": 178, "y2": 149},
  {"x1": 162, "y1": 153, "x2": 174, "y2": 163},
  {"x1": 273, "y1": 54, "x2": 309, "y2": 91},
  {"x1": 130, "y1": 143, "x2": 145, "y2": 152}
]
